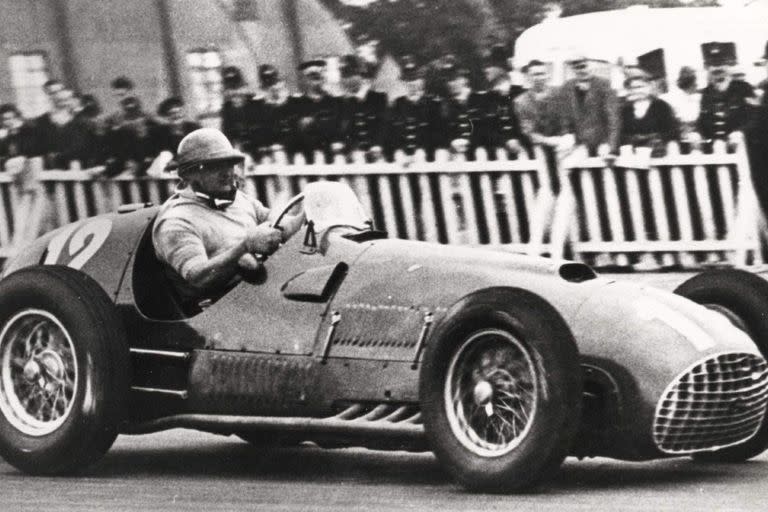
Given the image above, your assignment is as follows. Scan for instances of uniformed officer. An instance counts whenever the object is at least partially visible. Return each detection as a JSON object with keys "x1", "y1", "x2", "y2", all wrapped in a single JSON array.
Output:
[
  {"x1": 756, "y1": 41, "x2": 768, "y2": 107},
  {"x1": 290, "y1": 58, "x2": 343, "y2": 163},
  {"x1": 440, "y1": 56, "x2": 496, "y2": 158},
  {"x1": 483, "y1": 44, "x2": 524, "y2": 155},
  {"x1": 249, "y1": 65, "x2": 293, "y2": 159},
  {"x1": 388, "y1": 56, "x2": 443, "y2": 159},
  {"x1": 219, "y1": 66, "x2": 254, "y2": 155},
  {"x1": 338, "y1": 54, "x2": 388, "y2": 159},
  {"x1": 698, "y1": 42, "x2": 757, "y2": 146},
  {"x1": 153, "y1": 128, "x2": 304, "y2": 311}
]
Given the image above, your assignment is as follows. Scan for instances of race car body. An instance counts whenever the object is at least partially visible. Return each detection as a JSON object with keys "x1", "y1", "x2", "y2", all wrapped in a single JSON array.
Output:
[{"x1": 0, "y1": 182, "x2": 766, "y2": 492}]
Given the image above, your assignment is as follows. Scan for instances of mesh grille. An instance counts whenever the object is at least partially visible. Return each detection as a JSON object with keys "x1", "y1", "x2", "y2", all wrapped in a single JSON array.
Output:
[{"x1": 653, "y1": 353, "x2": 768, "y2": 454}]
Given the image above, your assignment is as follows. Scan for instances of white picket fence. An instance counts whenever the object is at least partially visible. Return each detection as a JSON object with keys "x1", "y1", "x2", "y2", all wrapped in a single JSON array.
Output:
[{"x1": 0, "y1": 141, "x2": 761, "y2": 269}]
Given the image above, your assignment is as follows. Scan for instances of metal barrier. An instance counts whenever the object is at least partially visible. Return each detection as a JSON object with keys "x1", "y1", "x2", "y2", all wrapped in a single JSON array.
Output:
[
  {"x1": 551, "y1": 139, "x2": 761, "y2": 269},
  {"x1": 0, "y1": 147, "x2": 553, "y2": 259}
]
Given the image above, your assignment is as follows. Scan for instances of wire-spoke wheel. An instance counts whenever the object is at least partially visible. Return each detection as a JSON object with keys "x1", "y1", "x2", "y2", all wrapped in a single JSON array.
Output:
[
  {"x1": 445, "y1": 329, "x2": 537, "y2": 457},
  {"x1": 420, "y1": 288, "x2": 582, "y2": 492},
  {"x1": 0, "y1": 310, "x2": 78, "y2": 437},
  {"x1": 0, "y1": 266, "x2": 129, "y2": 475}
]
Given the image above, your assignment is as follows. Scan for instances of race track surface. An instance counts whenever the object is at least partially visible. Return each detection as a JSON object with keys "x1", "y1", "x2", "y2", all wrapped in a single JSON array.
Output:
[{"x1": 1, "y1": 429, "x2": 766, "y2": 512}]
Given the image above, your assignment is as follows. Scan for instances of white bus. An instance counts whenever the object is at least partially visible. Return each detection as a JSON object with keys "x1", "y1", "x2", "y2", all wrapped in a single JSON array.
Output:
[{"x1": 514, "y1": 4, "x2": 768, "y2": 88}]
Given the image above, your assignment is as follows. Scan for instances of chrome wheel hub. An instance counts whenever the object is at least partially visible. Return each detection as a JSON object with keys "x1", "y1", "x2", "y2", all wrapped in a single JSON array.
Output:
[
  {"x1": 0, "y1": 310, "x2": 78, "y2": 436},
  {"x1": 444, "y1": 328, "x2": 538, "y2": 457}
]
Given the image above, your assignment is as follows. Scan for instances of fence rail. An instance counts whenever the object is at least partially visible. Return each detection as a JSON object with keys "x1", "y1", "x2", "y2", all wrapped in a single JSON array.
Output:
[{"x1": 0, "y1": 141, "x2": 761, "y2": 270}]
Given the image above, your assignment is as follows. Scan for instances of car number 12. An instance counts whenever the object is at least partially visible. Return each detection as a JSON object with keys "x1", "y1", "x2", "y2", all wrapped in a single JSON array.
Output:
[{"x1": 43, "y1": 218, "x2": 113, "y2": 270}]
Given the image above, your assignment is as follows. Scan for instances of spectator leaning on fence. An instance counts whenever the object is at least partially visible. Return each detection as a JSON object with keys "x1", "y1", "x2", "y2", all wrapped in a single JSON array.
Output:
[
  {"x1": 35, "y1": 87, "x2": 96, "y2": 169},
  {"x1": 0, "y1": 103, "x2": 36, "y2": 163},
  {"x1": 291, "y1": 58, "x2": 343, "y2": 163},
  {"x1": 220, "y1": 66, "x2": 253, "y2": 154},
  {"x1": 483, "y1": 45, "x2": 524, "y2": 156},
  {"x1": 662, "y1": 66, "x2": 702, "y2": 145},
  {"x1": 620, "y1": 68, "x2": 680, "y2": 157},
  {"x1": 338, "y1": 53, "x2": 387, "y2": 160},
  {"x1": 250, "y1": 65, "x2": 293, "y2": 160},
  {"x1": 514, "y1": 59, "x2": 572, "y2": 151},
  {"x1": 155, "y1": 97, "x2": 201, "y2": 158},
  {"x1": 558, "y1": 53, "x2": 620, "y2": 157},
  {"x1": 104, "y1": 76, "x2": 136, "y2": 132},
  {"x1": 388, "y1": 56, "x2": 443, "y2": 159},
  {"x1": 698, "y1": 42, "x2": 756, "y2": 147}
]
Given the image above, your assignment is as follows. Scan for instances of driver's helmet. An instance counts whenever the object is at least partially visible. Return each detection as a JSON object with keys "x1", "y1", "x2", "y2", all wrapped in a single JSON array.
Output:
[
  {"x1": 168, "y1": 128, "x2": 245, "y2": 176},
  {"x1": 303, "y1": 181, "x2": 371, "y2": 232}
]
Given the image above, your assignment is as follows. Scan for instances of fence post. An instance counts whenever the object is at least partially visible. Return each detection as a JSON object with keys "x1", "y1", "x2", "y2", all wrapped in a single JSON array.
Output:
[{"x1": 731, "y1": 138, "x2": 760, "y2": 266}]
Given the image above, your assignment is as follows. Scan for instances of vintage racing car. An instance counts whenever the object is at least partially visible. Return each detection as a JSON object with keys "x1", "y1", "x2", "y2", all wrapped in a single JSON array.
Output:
[{"x1": 0, "y1": 182, "x2": 767, "y2": 492}]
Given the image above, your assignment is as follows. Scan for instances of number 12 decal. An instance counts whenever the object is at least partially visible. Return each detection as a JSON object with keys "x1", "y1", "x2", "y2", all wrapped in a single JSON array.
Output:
[{"x1": 44, "y1": 218, "x2": 113, "y2": 270}]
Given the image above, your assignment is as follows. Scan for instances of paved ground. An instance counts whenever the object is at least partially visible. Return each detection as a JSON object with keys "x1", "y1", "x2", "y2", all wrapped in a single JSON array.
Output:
[{"x1": 0, "y1": 429, "x2": 766, "y2": 512}]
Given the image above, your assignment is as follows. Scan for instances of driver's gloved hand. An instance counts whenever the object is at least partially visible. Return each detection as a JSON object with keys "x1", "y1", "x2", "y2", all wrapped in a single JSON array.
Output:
[{"x1": 245, "y1": 222, "x2": 282, "y2": 255}]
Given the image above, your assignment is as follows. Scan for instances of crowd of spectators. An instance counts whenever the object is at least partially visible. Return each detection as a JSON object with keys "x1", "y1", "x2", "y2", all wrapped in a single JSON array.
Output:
[{"x1": 1, "y1": 41, "x2": 767, "y2": 176}]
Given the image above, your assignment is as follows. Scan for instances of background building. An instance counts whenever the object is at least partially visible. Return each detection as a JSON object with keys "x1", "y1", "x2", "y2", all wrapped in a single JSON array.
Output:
[{"x1": 0, "y1": 0, "x2": 352, "y2": 119}]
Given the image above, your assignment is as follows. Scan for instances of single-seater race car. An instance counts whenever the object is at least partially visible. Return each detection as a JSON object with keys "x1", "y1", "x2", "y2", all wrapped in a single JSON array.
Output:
[{"x1": 0, "y1": 181, "x2": 767, "y2": 492}]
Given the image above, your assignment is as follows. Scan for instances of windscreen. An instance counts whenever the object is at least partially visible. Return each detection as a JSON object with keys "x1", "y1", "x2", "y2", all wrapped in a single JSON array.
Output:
[{"x1": 302, "y1": 181, "x2": 372, "y2": 232}]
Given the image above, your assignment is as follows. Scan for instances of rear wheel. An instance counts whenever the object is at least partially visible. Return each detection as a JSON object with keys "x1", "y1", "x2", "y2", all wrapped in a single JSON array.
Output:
[
  {"x1": 0, "y1": 266, "x2": 130, "y2": 474},
  {"x1": 675, "y1": 269, "x2": 768, "y2": 462},
  {"x1": 419, "y1": 288, "x2": 582, "y2": 492}
]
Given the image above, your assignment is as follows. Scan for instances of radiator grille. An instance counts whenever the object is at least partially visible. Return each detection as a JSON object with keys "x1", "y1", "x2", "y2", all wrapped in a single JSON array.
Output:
[{"x1": 654, "y1": 352, "x2": 768, "y2": 454}]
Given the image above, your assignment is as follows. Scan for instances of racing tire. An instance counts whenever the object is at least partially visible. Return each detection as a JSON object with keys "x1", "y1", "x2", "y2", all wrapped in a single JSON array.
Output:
[
  {"x1": 419, "y1": 288, "x2": 582, "y2": 492},
  {"x1": 0, "y1": 265, "x2": 130, "y2": 475},
  {"x1": 675, "y1": 269, "x2": 768, "y2": 463}
]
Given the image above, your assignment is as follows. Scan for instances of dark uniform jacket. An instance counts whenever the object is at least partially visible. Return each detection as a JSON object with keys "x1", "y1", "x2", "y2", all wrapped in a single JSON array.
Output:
[
  {"x1": 0, "y1": 123, "x2": 37, "y2": 162},
  {"x1": 249, "y1": 95, "x2": 294, "y2": 158},
  {"x1": 33, "y1": 112, "x2": 97, "y2": 169},
  {"x1": 338, "y1": 89, "x2": 388, "y2": 153},
  {"x1": 698, "y1": 79, "x2": 756, "y2": 141},
  {"x1": 620, "y1": 97, "x2": 680, "y2": 156},
  {"x1": 388, "y1": 94, "x2": 443, "y2": 157},
  {"x1": 487, "y1": 85, "x2": 523, "y2": 149},
  {"x1": 220, "y1": 96, "x2": 254, "y2": 153},
  {"x1": 442, "y1": 89, "x2": 497, "y2": 155},
  {"x1": 289, "y1": 92, "x2": 342, "y2": 163},
  {"x1": 104, "y1": 115, "x2": 160, "y2": 176},
  {"x1": 154, "y1": 120, "x2": 201, "y2": 157}
]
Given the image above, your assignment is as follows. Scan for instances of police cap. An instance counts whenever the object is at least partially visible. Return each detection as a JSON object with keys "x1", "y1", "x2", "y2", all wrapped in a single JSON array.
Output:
[
  {"x1": 702, "y1": 42, "x2": 737, "y2": 67},
  {"x1": 222, "y1": 65, "x2": 245, "y2": 90},
  {"x1": 258, "y1": 64, "x2": 279, "y2": 89}
]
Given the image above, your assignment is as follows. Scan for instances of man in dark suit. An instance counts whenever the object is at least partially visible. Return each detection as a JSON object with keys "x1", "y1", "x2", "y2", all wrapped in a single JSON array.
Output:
[
  {"x1": 388, "y1": 56, "x2": 443, "y2": 159},
  {"x1": 557, "y1": 54, "x2": 621, "y2": 156},
  {"x1": 338, "y1": 54, "x2": 388, "y2": 160},
  {"x1": 249, "y1": 65, "x2": 293, "y2": 160},
  {"x1": 219, "y1": 66, "x2": 254, "y2": 155},
  {"x1": 0, "y1": 103, "x2": 37, "y2": 163},
  {"x1": 620, "y1": 69, "x2": 680, "y2": 156},
  {"x1": 440, "y1": 56, "x2": 497, "y2": 158},
  {"x1": 289, "y1": 58, "x2": 343, "y2": 163},
  {"x1": 483, "y1": 44, "x2": 524, "y2": 155},
  {"x1": 698, "y1": 42, "x2": 756, "y2": 146}
]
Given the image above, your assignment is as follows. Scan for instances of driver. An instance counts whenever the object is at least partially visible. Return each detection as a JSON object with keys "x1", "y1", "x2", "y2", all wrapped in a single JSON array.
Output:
[{"x1": 153, "y1": 128, "x2": 304, "y2": 309}]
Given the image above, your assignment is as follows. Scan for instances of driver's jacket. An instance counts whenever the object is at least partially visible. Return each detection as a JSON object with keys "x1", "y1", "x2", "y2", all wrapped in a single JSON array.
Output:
[{"x1": 152, "y1": 186, "x2": 270, "y2": 304}]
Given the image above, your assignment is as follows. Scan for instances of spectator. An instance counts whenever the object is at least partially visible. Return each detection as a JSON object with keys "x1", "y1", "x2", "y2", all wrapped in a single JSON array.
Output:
[
  {"x1": 155, "y1": 97, "x2": 201, "y2": 157},
  {"x1": 106, "y1": 96, "x2": 158, "y2": 175},
  {"x1": 483, "y1": 45, "x2": 524, "y2": 156},
  {"x1": 698, "y1": 42, "x2": 756, "y2": 145},
  {"x1": 0, "y1": 103, "x2": 36, "y2": 163},
  {"x1": 620, "y1": 70, "x2": 680, "y2": 156},
  {"x1": 662, "y1": 66, "x2": 702, "y2": 144},
  {"x1": 290, "y1": 58, "x2": 343, "y2": 163},
  {"x1": 42, "y1": 79, "x2": 65, "y2": 102},
  {"x1": 388, "y1": 56, "x2": 443, "y2": 158},
  {"x1": 440, "y1": 56, "x2": 496, "y2": 157},
  {"x1": 557, "y1": 54, "x2": 620, "y2": 156},
  {"x1": 250, "y1": 65, "x2": 293, "y2": 159},
  {"x1": 515, "y1": 59, "x2": 572, "y2": 150},
  {"x1": 34, "y1": 88, "x2": 95, "y2": 168},
  {"x1": 338, "y1": 54, "x2": 387, "y2": 159},
  {"x1": 220, "y1": 66, "x2": 254, "y2": 153},
  {"x1": 483, "y1": 44, "x2": 525, "y2": 101},
  {"x1": 105, "y1": 76, "x2": 136, "y2": 131}
]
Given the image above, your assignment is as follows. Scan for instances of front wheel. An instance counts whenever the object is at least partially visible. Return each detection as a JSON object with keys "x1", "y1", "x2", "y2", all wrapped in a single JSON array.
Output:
[
  {"x1": 0, "y1": 266, "x2": 130, "y2": 474},
  {"x1": 419, "y1": 288, "x2": 582, "y2": 492},
  {"x1": 675, "y1": 269, "x2": 768, "y2": 462}
]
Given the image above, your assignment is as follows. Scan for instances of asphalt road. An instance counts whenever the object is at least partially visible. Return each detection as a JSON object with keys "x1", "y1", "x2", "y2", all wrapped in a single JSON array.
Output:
[{"x1": 0, "y1": 429, "x2": 766, "y2": 512}]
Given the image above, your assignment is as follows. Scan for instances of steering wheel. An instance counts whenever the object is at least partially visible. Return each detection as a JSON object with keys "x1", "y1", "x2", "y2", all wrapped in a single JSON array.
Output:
[{"x1": 272, "y1": 192, "x2": 305, "y2": 231}]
